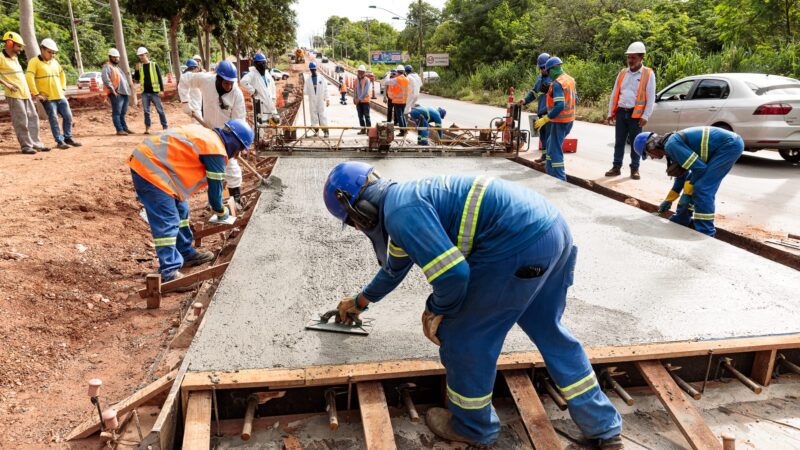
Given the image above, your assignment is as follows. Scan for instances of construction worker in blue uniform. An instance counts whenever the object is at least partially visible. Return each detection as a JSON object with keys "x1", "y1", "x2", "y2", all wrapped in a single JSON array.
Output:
[
  {"x1": 128, "y1": 119, "x2": 254, "y2": 283},
  {"x1": 634, "y1": 126, "x2": 744, "y2": 237},
  {"x1": 521, "y1": 52, "x2": 551, "y2": 163},
  {"x1": 533, "y1": 56, "x2": 577, "y2": 181},
  {"x1": 323, "y1": 161, "x2": 623, "y2": 449},
  {"x1": 409, "y1": 106, "x2": 446, "y2": 146}
]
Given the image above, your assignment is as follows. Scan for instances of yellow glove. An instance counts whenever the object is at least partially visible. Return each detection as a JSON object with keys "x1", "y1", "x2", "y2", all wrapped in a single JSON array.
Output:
[
  {"x1": 683, "y1": 181, "x2": 694, "y2": 196},
  {"x1": 336, "y1": 294, "x2": 367, "y2": 325},
  {"x1": 421, "y1": 310, "x2": 444, "y2": 346},
  {"x1": 665, "y1": 190, "x2": 680, "y2": 202},
  {"x1": 533, "y1": 116, "x2": 550, "y2": 130}
]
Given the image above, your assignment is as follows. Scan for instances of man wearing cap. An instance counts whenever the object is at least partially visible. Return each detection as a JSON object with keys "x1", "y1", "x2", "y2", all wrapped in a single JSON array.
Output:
[
  {"x1": 1, "y1": 31, "x2": 48, "y2": 154},
  {"x1": 133, "y1": 46, "x2": 168, "y2": 134},
  {"x1": 605, "y1": 41, "x2": 656, "y2": 180},
  {"x1": 193, "y1": 55, "x2": 204, "y2": 71},
  {"x1": 182, "y1": 59, "x2": 203, "y2": 123},
  {"x1": 102, "y1": 48, "x2": 133, "y2": 135},
  {"x1": 354, "y1": 65, "x2": 372, "y2": 134}
]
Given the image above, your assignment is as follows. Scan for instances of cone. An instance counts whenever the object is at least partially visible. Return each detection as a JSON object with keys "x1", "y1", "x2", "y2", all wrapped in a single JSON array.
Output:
[
  {"x1": 90, "y1": 77, "x2": 98, "y2": 92},
  {"x1": 167, "y1": 73, "x2": 173, "y2": 84},
  {"x1": 277, "y1": 91, "x2": 285, "y2": 108}
]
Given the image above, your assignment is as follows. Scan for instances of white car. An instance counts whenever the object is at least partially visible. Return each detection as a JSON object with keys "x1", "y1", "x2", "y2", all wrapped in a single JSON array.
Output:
[
  {"x1": 646, "y1": 73, "x2": 800, "y2": 162},
  {"x1": 77, "y1": 72, "x2": 104, "y2": 90},
  {"x1": 270, "y1": 68, "x2": 289, "y2": 81},
  {"x1": 422, "y1": 71, "x2": 440, "y2": 84}
]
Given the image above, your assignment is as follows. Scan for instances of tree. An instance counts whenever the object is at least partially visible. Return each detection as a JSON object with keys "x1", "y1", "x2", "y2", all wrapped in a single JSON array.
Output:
[{"x1": 17, "y1": 0, "x2": 39, "y2": 58}]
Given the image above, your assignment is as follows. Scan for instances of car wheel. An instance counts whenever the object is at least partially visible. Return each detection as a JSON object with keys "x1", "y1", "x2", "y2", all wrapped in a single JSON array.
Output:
[
  {"x1": 283, "y1": 75, "x2": 289, "y2": 80},
  {"x1": 779, "y1": 149, "x2": 800, "y2": 163},
  {"x1": 712, "y1": 122, "x2": 732, "y2": 131}
]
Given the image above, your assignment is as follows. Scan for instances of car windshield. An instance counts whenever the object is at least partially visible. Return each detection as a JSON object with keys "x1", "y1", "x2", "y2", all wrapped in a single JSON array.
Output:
[
  {"x1": 80, "y1": 72, "x2": 97, "y2": 78},
  {"x1": 745, "y1": 77, "x2": 800, "y2": 95}
]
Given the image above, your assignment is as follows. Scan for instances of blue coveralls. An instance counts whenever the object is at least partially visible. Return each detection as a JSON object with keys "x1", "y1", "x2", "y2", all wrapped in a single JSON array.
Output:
[
  {"x1": 544, "y1": 75, "x2": 577, "y2": 181},
  {"x1": 130, "y1": 132, "x2": 228, "y2": 281},
  {"x1": 663, "y1": 126, "x2": 744, "y2": 237},
  {"x1": 360, "y1": 176, "x2": 621, "y2": 445},
  {"x1": 409, "y1": 106, "x2": 443, "y2": 145},
  {"x1": 523, "y1": 74, "x2": 551, "y2": 153}
]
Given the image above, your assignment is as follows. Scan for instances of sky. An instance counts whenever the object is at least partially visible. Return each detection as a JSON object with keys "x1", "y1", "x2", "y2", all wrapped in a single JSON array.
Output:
[{"x1": 292, "y1": 0, "x2": 447, "y2": 48}]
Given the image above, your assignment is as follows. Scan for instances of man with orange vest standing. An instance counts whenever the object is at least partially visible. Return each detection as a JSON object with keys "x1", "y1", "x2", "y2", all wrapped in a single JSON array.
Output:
[
  {"x1": 354, "y1": 65, "x2": 372, "y2": 134},
  {"x1": 385, "y1": 64, "x2": 410, "y2": 136},
  {"x1": 605, "y1": 41, "x2": 656, "y2": 180},
  {"x1": 128, "y1": 119, "x2": 253, "y2": 283},
  {"x1": 102, "y1": 48, "x2": 133, "y2": 136},
  {"x1": 533, "y1": 57, "x2": 577, "y2": 181}
]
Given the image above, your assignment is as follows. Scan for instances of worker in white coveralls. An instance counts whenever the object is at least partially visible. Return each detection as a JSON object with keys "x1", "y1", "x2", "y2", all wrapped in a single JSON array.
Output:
[
  {"x1": 303, "y1": 61, "x2": 330, "y2": 137},
  {"x1": 178, "y1": 60, "x2": 247, "y2": 207},
  {"x1": 404, "y1": 64, "x2": 422, "y2": 115}
]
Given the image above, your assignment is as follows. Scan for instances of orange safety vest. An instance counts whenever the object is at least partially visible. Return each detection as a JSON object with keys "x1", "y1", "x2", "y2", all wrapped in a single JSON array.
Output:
[
  {"x1": 546, "y1": 73, "x2": 577, "y2": 123},
  {"x1": 388, "y1": 75, "x2": 409, "y2": 104},
  {"x1": 610, "y1": 66, "x2": 653, "y2": 119},
  {"x1": 104, "y1": 64, "x2": 121, "y2": 95},
  {"x1": 127, "y1": 124, "x2": 228, "y2": 201},
  {"x1": 340, "y1": 79, "x2": 347, "y2": 93}
]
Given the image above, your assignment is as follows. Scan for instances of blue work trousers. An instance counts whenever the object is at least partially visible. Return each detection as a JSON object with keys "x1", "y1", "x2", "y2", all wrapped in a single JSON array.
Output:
[
  {"x1": 546, "y1": 121, "x2": 573, "y2": 181},
  {"x1": 131, "y1": 170, "x2": 197, "y2": 281},
  {"x1": 686, "y1": 136, "x2": 744, "y2": 237},
  {"x1": 42, "y1": 98, "x2": 73, "y2": 144},
  {"x1": 436, "y1": 216, "x2": 622, "y2": 445},
  {"x1": 142, "y1": 92, "x2": 168, "y2": 129},
  {"x1": 417, "y1": 123, "x2": 442, "y2": 145},
  {"x1": 356, "y1": 102, "x2": 371, "y2": 128},
  {"x1": 394, "y1": 104, "x2": 407, "y2": 130},
  {"x1": 613, "y1": 108, "x2": 642, "y2": 169},
  {"x1": 109, "y1": 94, "x2": 130, "y2": 132}
]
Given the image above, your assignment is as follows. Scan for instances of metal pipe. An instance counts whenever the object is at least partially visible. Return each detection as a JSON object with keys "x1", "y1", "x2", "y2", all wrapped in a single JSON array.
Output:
[
  {"x1": 241, "y1": 395, "x2": 257, "y2": 441},
  {"x1": 665, "y1": 364, "x2": 701, "y2": 400},
  {"x1": 601, "y1": 370, "x2": 634, "y2": 406},
  {"x1": 537, "y1": 373, "x2": 568, "y2": 411},
  {"x1": 211, "y1": 386, "x2": 222, "y2": 436},
  {"x1": 132, "y1": 409, "x2": 144, "y2": 441},
  {"x1": 325, "y1": 389, "x2": 339, "y2": 431},
  {"x1": 778, "y1": 353, "x2": 800, "y2": 375},
  {"x1": 722, "y1": 433, "x2": 736, "y2": 450},
  {"x1": 720, "y1": 358, "x2": 763, "y2": 394},
  {"x1": 398, "y1": 383, "x2": 420, "y2": 422}
]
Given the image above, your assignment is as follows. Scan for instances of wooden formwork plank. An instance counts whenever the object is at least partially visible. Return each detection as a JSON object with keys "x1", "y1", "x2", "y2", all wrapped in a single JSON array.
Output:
[
  {"x1": 503, "y1": 370, "x2": 562, "y2": 449},
  {"x1": 137, "y1": 262, "x2": 229, "y2": 299},
  {"x1": 66, "y1": 369, "x2": 178, "y2": 440},
  {"x1": 751, "y1": 349, "x2": 777, "y2": 387},
  {"x1": 183, "y1": 390, "x2": 212, "y2": 450},
  {"x1": 636, "y1": 360, "x2": 722, "y2": 450},
  {"x1": 356, "y1": 381, "x2": 397, "y2": 450}
]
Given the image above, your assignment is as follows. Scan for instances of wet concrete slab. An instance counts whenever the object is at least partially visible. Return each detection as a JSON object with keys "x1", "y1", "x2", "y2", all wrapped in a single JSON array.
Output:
[{"x1": 185, "y1": 157, "x2": 800, "y2": 373}]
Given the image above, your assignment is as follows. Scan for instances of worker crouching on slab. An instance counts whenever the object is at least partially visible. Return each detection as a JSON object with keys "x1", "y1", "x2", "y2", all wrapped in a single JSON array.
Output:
[
  {"x1": 533, "y1": 56, "x2": 577, "y2": 181},
  {"x1": 634, "y1": 126, "x2": 744, "y2": 237},
  {"x1": 128, "y1": 119, "x2": 253, "y2": 283},
  {"x1": 409, "y1": 106, "x2": 446, "y2": 146},
  {"x1": 323, "y1": 162, "x2": 623, "y2": 448}
]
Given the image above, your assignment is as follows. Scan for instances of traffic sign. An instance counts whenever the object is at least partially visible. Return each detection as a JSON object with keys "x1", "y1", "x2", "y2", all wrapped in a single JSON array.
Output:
[{"x1": 426, "y1": 53, "x2": 449, "y2": 67}]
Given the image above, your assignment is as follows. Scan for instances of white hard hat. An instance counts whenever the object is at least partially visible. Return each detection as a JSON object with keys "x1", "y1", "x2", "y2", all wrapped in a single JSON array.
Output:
[
  {"x1": 192, "y1": 54, "x2": 202, "y2": 61},
  {"x1": 357, "y1": 64, "x2": 366, "y2": 71},
  {"x1": 625, "y1": 41, "x2": 646, "y2": 55},
  {"x1": 108, "y1": 48, "x2": 120, "y2": 57},
  {"x1": 136, "y1": 46, "x2": 148, "y2": 56},
  {"x1": 40, "y1": 38, "x2": 58, "y2": 51},
  {"x1": 396, "y1": 64, "x2": 405, "y2": 71}
]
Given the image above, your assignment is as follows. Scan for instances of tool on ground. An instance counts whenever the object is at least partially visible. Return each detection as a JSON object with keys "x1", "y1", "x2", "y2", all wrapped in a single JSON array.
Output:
[
  {"x1": 536, "y1": 371, "x2": 568, "y2": 410},
  {"x1": 600, "y1": 367, "x2": 634, "y2": 406},
  {"x1": 397, "y1": 383, "x2": 420, "y2": 422},
  {"x1": 305, "y1": 310, "x2": 370, "y2": 335},
  {"x1": 718, "y1": 357, "x2": 763, "y2": 394},
  {"x1": 325, "y1": 388, "x2": 346, "y2": 430},
  {"x1": 776, "y1": 353, "x2": 800, "y2": 376},
  {"x1": 665, "y1": 363, "x2": 701, "y2": 400},
  {"x1": 241, "y1": 391, "x2": 285, "y2": 441}
]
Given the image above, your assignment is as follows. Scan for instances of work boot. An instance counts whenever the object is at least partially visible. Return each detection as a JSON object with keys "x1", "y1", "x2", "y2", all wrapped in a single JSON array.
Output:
[
  {"x1": 56, "y1": 142, "x2": 70, "y2": 149},
  {"x1": 183, "y1": 250, "x2": 214, "y2": 267},
  {"x1": 605, "y1": 165, "x2": 622, "y2": 176},
  {"x1": 123, "y1": 129, "x2": 133, "y2": 135},
  {"x1": 21, "y1": 147, "x2": 37, "y2": 155},
  {"x1": 64, "y1": 138, "x2": 82, "y2": 147},
  {"x1": 164, "y1": 271, "x2": 199, "y2": 292},
  {"x1": 630, "y1": 168, "x2": 641, "y2": 180},
  {"x1": 594, "y1": 435, "x2": 624, "y2": 449},
  {"x1": 535, "y1": 153, "x2": 547, "y2": 163},
  {"x1": 36, "y1": 145, "x2": 51, "y2": 152},
  {"x1": 425, "y1": 408, "x2": 492, "y2": 448},
  {"x1": 323, "y1": 131, "x2": 329, "y2": 138},
  {"x1": 116, "y1": 130, "x2": 127, "y2": 136},
  {"x1": 144, "y1": 127, "x2": 150, "y2": 135}
]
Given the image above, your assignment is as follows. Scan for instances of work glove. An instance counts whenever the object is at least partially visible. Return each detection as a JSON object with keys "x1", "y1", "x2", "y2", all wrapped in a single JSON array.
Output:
[
  {"x1": 182, "y1": 102, "x2": 193, "y2": 115},
  {"x1": 683, "y1": 180, "x2": 694, "y2": 196},
  {"x1": 268, "y1": 114, "x2": 281, "y2": 126},
  {"x1": 677, "y1": 194, "x2": 692, "y2": 208},
  {"x1": 215, "y1": 206, "x2": 230, "y2": 221},
  {"x1": 336, "y1": 293, "x2": 368, "y2": 325},
  {"x1": 421, "y1": 309, "x2": 444, "y2": 346},
  {"x1": 657, "y1": 200, "x2": 672, "y2": 214},
  {"x1": 533, "y1": 115, "x2": 550, "y2": 130}
]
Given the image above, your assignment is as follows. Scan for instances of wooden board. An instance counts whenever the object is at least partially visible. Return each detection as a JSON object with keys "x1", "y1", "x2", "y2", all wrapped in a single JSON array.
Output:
[
  {"x1": 636, "y1": 360, "x2": 722, "y2": 450},
  {"x1": 503, "y1": 370, "x2": 562, "y2": 449},
  {"x1": 183, "y1": 390, "x2": 212, "y2": 450},
  {"x1": 751, "y1": 349, "x2": 777, "y2": 387},
  {"x1": 137, "y1": 263, "x2": 230, "y2": 298},
  {"x1": 66, "y1": 369, "x2": 178, "y2": 440},
  {"x1": 180, "y1": 334, "x2": 800, "y2": 392},
  {"x1": 357, "y1": 381, "x2": 397, "y2": 450}
]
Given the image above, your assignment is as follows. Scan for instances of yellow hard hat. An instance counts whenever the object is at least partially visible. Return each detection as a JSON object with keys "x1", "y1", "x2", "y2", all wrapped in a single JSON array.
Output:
[{"x1": 3, "y1": 31, "x2": 24, "y2": 47}]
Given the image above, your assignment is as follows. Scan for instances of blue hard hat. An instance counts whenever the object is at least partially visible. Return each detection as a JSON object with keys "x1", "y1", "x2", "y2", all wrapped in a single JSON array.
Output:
[
  {"x1": 390, "y1": 68, "x2": 397, "y2": 74},
  {"x1": 186, "y1": 59, "x2": 198, "y2": 68},
  {"x1": 438, "y1": 107, "x2": 446, "y2": 119},
  {"x1": 633, "y1": 132, "x2": 654, "y2": 160},
  {"x1": 537, "y1": 53, "x2": 550, "y2": 68},
  {"x1": 224, "y1": 119, "x2": 254, "y2": 152},
  {"x1": 253, "y1": 52, "x2": 267, "y2": 62},
  {"x1": 323, "y1": 161, "x2": 374, "y2": 224},
  {"x1": 216, "y1": 60, "x2": 237, "y2": 81},
  {"x1": 544, "y1": 56, "x2": 563, "y2": 71},
  {"x1": 309, "y1": 62, "x2": 317, "y2": 70},
  {"x1": 404, "y1": 65, "x2": 412, "y2": 72}
]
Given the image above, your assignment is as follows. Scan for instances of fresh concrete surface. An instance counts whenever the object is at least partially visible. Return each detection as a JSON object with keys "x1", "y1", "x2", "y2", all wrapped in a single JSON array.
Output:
[{"x1": 185, "y1": 157, "x2": 800, "y2": 373}]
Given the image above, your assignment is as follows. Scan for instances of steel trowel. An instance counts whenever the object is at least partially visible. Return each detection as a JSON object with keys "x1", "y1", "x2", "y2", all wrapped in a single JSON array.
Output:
[{"x1": 305, "y1": 310, "x2": 371, "y2": 336}]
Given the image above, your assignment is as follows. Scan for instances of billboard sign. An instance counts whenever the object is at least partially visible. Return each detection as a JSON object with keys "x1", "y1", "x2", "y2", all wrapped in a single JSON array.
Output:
[{"x1": 371, "y1": 51, "x2": 409, "y2": 64}]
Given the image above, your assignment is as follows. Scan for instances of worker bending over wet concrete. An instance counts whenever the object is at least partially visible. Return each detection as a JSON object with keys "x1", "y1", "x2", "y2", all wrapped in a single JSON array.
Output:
[
  {"x1": 409, "y1": 106, "x2": 446, "y2": 146},
  {"x1": 128, "y1": 119, "x2": 253, "y2": 283},
  {"x1": 634, "y1": 126, "x2": 744, "y2": 237},
  {"x1": 323, "y1": 162, "x2": 623, "y2": 449}
]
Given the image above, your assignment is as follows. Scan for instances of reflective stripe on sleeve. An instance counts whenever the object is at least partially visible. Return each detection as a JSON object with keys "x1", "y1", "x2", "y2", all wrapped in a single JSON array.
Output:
[
  {"x1": 421, "y1": 247, "x2": 465, "y2": 283},
  {"x1": 552, "y1": 96, "x2": 565, "y2": 102},
  {"x1": 153, "y1": 236, "x2": 177, "y2": 247},
  {"x1": 700, "y1": 127, "x2": 710, "y2": 162},
  {"x1": 693, "y1": 212, "x2": 715, "y2": 220},
  {"x1": 682, "y1": 153, "x2": 698, "y2": 169},
  {"x1": 558, "y1": 372, "x2": 599, "y2": 401},
  {"x1": 206, "y1": 170, "x2": 225, "y2": 181},
  {"x1": 447, "y1": 385, "x2": 492, "y2": 410},
  {"x1": 179, "y1": 219, "x2": 190, "y2": 228},
  {"x1": 388, "y1": 241, "x2": 408, "y2": 258},
  {"x1": 457, "y1": 176, "x2": 492, "y2": 256}
]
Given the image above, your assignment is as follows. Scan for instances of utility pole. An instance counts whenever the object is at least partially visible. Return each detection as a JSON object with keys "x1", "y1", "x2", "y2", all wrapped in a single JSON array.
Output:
[
  {"x1": 162, "y1": 19, "x2": 172, "y2": 76},
  {"x1": 361, "y1": 17, "x2": 372, "y2": 70},
  {"x1": 17, "y1": 0, "x2": 39, "y2": 59},
  {"x1": 109, "y1": 0, "x2": 137, "y2": 106},
  {"x1": 418, "y1": 0, "x2": 423, "y2": 78},
  {"x1": 67, "y1": 0, "x2": 84, "y2": 74}
]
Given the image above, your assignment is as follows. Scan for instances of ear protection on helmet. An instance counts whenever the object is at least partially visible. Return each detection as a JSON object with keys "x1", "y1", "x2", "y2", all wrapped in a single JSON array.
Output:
[
  {"x1": 5, "y1": 40, "x2": 13, "y2": 51},
  {"x1": 335, "y1": 190, "x2": 379, "y2": 230}
]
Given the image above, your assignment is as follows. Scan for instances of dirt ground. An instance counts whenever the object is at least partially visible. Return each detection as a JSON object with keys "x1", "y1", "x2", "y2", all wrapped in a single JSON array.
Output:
[{"x1": 0, "y1": 95, "x2": 219, "y2": 447}]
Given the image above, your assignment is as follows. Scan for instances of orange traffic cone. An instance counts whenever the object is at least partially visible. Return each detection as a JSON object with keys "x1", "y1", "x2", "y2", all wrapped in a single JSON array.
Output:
[
  {"x1": 167, "y1": 72, "x2": 173, "y2": 84},
  {"x1": 90, "y1": 77, "x2": 98, "y2": 92}
]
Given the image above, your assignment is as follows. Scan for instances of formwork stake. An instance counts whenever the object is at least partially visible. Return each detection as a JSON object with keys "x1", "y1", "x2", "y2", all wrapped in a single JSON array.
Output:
[
  {"x1": 325, "y1": 388, "x2": 339, "y2": 431},
  {"x1": 536, "y1": 371, "x2": 568, "y2": 411},
  {"x1": 211, "y1": 386, "x2": 222, "y2": 436},
  {"x1": 665, "y1": 363, "x2": 702, "y2": 400},
  {"x1": 701, "y1": 350, "x2": 714, "y2": 393},
  {"x1": 397, "y1": 383, "x2": 420, "y2": 422},
  {"x1": 777, "y1": 353, "x2": 800, "y2": 375},
  {"x1": 722, "y1": 433, "x2": 736, "y2": 450},
  {"x1": 601, "y1": 368, "x2": 634, "y2": 406},
  {"x1": 719, "y1": 357, "x2": 763, "y2": 394}
]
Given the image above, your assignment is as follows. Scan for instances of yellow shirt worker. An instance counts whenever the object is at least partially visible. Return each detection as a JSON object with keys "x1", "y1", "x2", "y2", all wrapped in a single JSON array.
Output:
[{"x1": 1, "y1": 31, "x2": 46, "y2": 154}]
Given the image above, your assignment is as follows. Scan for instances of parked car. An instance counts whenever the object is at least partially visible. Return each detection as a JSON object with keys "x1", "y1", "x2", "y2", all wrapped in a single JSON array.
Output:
[
  {"x1": 270, "y1": 68, "x2": 290, "y2": 81},
  {"x1": 321, "y1": 57, "x2": 329, "y2": 63},
  {"x1": 422, "y1": 71, "x2": 440, "y2": 84},
  {"x1": 77, "y1": 72, "x2": 104, "y2": 90},
  {"x1": 646, "y1": 73, "x2": 800, "y2": 162}
]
